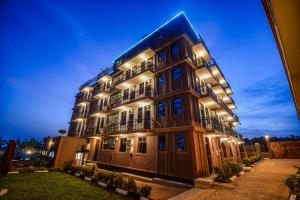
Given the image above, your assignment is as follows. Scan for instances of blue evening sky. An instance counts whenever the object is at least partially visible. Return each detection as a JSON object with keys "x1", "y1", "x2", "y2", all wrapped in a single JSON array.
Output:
[{"x1": 1, "y1": 0, "x2": 300, "y2": 140}]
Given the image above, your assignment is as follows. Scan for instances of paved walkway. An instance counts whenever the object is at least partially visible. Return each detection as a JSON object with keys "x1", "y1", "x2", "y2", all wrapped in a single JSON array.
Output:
[{"x1": 170, "y1": 159, "x2": 300, "y2": 200}]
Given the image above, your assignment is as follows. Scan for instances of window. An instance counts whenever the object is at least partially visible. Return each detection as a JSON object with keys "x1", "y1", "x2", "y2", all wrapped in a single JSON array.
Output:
[
  {"x1": 137, "y1": 107, "x2": 143, "y2": 123},
  {"x1": 138, "y1": 137, "x2": 147, "y2": 153},
  {"x1": 173, "y1": 97, "x2": 183, "y2": 114},
  {"x1": 175, "y1": 134, "x2": 185, "y2": 152},
  {"x1": 172, "y1": 67, "x2": 181, "y2": 80},
  {"x1": 103, "y1": 138, "x2": 115, "y2": 150},
  {"x1": 123, "y1": 89, "x2": 129, "y2": 100},
  {"x1": 121, "y1": 111, "x2": 127, "y2": 125},
  {"x1": 171, "y1": 43, "x2": 179, "y2": 58},
  {"x1": 158, "y1": 102, "x2": 166, "y2": 117},
  {"x1": 119, "y1": 138, "x2": 127, "y2": 152},
  {"x1": 158, "y1": 51, "x2": 165, "y2": 63},
  {"x1": 159, "y1": 135, "x2": 166, "y2": 151},
  {"x1": 158, "y1": 74, "x2": 165, "y2": 87}
]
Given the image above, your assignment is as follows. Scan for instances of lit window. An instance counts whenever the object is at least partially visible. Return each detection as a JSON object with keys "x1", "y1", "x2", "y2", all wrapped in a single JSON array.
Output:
[
  {"x1": 138, "y1": 137, "x2": 147, "y2": 154},
  {"x1": 158, "y1": 102, "x2": 166, "y2": 117},
  {"x1": 158, "y1": 51, "x2": 165, "y2": 63},
  {"x1": 159, "y1": 135, "x2": 166, "y2": 151},
  {"x1": 119, "y1": 138, "x2": 127, "y2": 152},
  {"x1": 103, "y1": 138, "x2": 115, "y2": 150},
  {"x1": 173, "y1": 97, "x2": 183, "y2": 114},
  {"x1": 175, "y1": 134, "x2": 185, "y2": 152},
  {"x1": 172, "y1": 67, "x2": 181, "y2": 80},
  {"x1": 158, "y1": 74, "x2": 165, "y2": 87}
]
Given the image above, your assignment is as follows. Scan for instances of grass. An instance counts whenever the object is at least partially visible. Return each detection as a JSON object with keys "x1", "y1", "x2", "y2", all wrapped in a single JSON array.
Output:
[{"x1": 0, "y1": 172, "x2": 124, "y2": 200}]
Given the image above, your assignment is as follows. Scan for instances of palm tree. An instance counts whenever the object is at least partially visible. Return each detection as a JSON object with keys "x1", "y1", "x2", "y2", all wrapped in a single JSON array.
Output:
[{"x1": 58, "y1": 129, "x2": 67, "y2": 137}]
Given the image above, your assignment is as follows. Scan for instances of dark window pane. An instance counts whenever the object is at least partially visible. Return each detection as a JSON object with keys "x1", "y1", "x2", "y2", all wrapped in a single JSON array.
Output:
[
  {"x1": 159, "y1": 136, "x2": 166, "y2": 151},
  {"x1": 138, "y1": 107, "x2": 143, "y2": 123},
  {"x1": 173, "y1": 97, "x2": 183, "y2": 114},
  {"x1": 138, "y1": 137, "x2": 147, "y2": 154},
  {"x1": 121, "y1": 111, "x2": 127, "y2": 125},
  {"x1": 175, "y1": 134, "x2": 185, "y2": 151},
  {"x1": 158, "y1": 102, "x2": 166, "y2": 117},
  {"x1": 119, "y1": 138, "x2": 127, "y2": 152},
  {"x1": 158, "y1": 74, "x2": 165, "y2": 87},
  {"x1": 171, "y1": 43, "x2": 179, "y2": 58},
  {"x1": 158, "y1": 51, "x2": 165, "y2": 63},
  {"x1": 103, "y1": 138, "x2": 115, "y2": 150},
  {"x1": 172, "y1": 67, "x2": 181, "y2": 80}
]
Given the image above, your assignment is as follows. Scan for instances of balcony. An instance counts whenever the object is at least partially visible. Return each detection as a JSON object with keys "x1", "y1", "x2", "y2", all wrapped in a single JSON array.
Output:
[
  {"x1": 107, "y1": 119, "x2": 154, "y2": 135},
  {"x1": 113, "y1": 62, "x2": 155, "y2": 89},
  {"x1": 208, "y1": 59, "x2": 229, "y2": 87},
  {"x1": 110, "y1": 87, "x2": 154, "y2": 110},
  {"x1": 93, "y1": 85, "x2": 110, "y2": 98},
  {"x1": 72, "y1": 110, "x2": 88, "y2": 121},
  {"x1": 89, "y1": 103, "x2": 108, "y2": 117},
  {"x1": 75, "y1": 94, "x2": 91, "y2": 105},
  {"x1": 85, "y1": 127, "x2": 105, "y2": 137}
]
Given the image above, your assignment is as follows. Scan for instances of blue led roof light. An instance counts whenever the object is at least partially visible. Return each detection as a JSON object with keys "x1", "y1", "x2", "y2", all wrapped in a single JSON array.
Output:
[{"x1": 112, "y1": 11, "x2": 202, "y2": 63}]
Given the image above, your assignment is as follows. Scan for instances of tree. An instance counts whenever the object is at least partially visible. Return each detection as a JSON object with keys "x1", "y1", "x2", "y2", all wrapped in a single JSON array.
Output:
[
  {"x1": 58, "y1": 129, "x2": 67, "y2": 136},
  {"x1": 0, "y1": 141, "x2": 17, "y2": 176},
  {"x1": 0, "y1": 137, "x2": 7, "y2": 149}
]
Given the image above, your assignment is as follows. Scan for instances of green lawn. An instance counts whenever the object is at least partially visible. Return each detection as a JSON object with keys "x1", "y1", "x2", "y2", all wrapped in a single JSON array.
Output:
[{"x1": 0, "y1": 172, "x2": 124, "y2": 200}]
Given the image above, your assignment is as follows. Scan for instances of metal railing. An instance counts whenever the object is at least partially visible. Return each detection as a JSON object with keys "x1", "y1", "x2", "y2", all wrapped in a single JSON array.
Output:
[
  {"x1": 112, "y1": 62, "x2": 155, "y2": 86},
  {"x1": 93, "y1": 85, "x2": 110, "y2": 95},
  {"x1": 110, "y1": 88, "x2": 154, "y2": 109},
  {"x1": 107, "y1": 119, "x2": 154, "y2": 134},
  {"x1": 75, "y1": 94, "x2": 91, "y2": 104}
]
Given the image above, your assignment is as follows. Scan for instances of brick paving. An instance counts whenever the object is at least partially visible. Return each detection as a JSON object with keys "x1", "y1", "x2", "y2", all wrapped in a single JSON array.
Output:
[{"x1": 202, "y1": 159, "x2": 300, "y2": 200}]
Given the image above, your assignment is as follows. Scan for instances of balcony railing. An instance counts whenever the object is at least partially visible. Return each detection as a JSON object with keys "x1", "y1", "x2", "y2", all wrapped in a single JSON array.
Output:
[
  {"x1": 75, "y1": 94, "x2": 91, "y2": 104},
  {"x1": 93, "y1": 86, "x2": 110, "y2": 96},
  {"x1": 107, "y1": 119, "x2": 154, "y2": 134},
  {"x1": 196, "y1": 84, "x2": 220, "y2": 104},
  {"x1": 202, "y1": 117, "x2": 239, "y2": 138},
  {"x1": 112, "y1": 62, "x2": 155, "y2": 86},
  {"x1": 89, "y1": 104, "x2": 108, "y2": 115},
  {"x1": 72, "y1": 111, "x2": 88, "y2": 119},
  {"x1": 110, "y1": 88, "x2": 154, "y2": 109},
  {"x1": 85, "y1": 127, "x2": 105, "y2": 136}
]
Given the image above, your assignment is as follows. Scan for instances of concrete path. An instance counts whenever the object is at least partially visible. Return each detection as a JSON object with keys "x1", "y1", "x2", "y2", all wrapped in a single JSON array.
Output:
[{"x1": 169, "y1": 159, "x2": 300, "y2": 200}]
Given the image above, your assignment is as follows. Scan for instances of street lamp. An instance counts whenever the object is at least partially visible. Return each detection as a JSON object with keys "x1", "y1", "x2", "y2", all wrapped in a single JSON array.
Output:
[{"x1": 264, "y1": 135, "x2": 272, "y2": 158}]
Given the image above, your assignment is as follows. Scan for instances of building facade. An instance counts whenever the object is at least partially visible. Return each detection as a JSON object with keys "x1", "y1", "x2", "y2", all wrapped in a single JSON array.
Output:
[{"x1": 64, "y1": 12, "x2": 242, "y2": 180}]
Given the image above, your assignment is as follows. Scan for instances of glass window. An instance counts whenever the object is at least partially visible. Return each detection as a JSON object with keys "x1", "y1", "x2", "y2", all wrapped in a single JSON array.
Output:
[
  {"x1": 103, "y1": 138, "x2": 115, "y2": 150},
  {"x1": 172, "y1": 67, "x2": 181, "y2": 80},
  {"x1": 158, "y1": 74, "x2": 165, "y2": 87},
  {"x1": 137, "y1": 107, "x2": 143, "y2": 123},
  {"x1": 158, "y1": 102, "x2": 166, "y2": 117},
  {"x1": 158, "y1": 51, "x2": 165, "y2": 63},
  {"x1": 119, "y1": 138, "x2": 127, "y2": 152},
  {"x1": 171, "y1": 43, "x2": 179, "y2": 58},
  {"x1": 175, "y1": 134, "x2": 185, "y2": 152},
  {"x1": 173, "y1": 97, "x2": 183, "y2": 114},
  {"x1": 159, "y1": 135, "x2": 166, "y2": 151},
  {"x1": 121, "y1": 111, "x2": 127, "y2": 125},
  {"x1": 138, "y1": 137, "x2": 147, "y2": 154}
]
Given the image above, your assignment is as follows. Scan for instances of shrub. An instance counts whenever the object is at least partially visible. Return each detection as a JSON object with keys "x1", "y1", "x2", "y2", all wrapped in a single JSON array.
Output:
[
  {"x1": 285, "y1": 175, "x2": 299, "y2": 191},
  {"x1": 81, "y1": 166, "x2": 95, "y2": 177},
  {"x1": 126, "y1": 178, "x2": 137, "y2": 193},
  {"x1": 113, "y1": 174, "x2": 124, "y2": 188},
  {"x1": 214, "y1": 167, "x2": 230, "y2": 183},
  {"x1": 63, "y1": 160, "x2": 74, "y2": 172},
  {"x1": 102, "y1": 173, "x2": 114, "y2": 184},
  {"x1": 228, "y1": 162, "x2": 241, "y2": 175},
  {"x1": 139, "y1": 184, "x2": 152, "y2": 198},
  {"x1": 19, "y1": 167, "x2": 35, "y2": 173}
]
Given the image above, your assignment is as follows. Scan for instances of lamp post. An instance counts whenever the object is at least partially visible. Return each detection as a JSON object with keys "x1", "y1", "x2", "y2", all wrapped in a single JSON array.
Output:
[{"x1": 264, "y1": 135, "x2": 272, "y2": 158}]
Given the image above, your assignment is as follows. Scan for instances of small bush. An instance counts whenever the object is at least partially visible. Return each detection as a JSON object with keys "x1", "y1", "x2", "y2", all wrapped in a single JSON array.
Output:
[
  {"x1": 228, "y1": 162, "x2": 241, "y2": 175},
  {"x1": 213, "y1": 167, "x2": 230, "y2": 183},
  {"x1": 139, "y1": 184, "x2": 152, "y2": 198},
  {"x1": 126, "y1": 178, "x2": 137, "y2": 193},
  {"x1": 81, "y1": 166, "x2": 95, "y2": 177},
  {"x1": 113, "y1": 174, "x2": 124, "y2": 188}
]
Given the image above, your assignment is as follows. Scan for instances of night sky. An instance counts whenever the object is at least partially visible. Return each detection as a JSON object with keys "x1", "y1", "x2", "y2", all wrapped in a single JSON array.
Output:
[{"x1": 1, "y1": 0, "x2": 300, "y2": 140}]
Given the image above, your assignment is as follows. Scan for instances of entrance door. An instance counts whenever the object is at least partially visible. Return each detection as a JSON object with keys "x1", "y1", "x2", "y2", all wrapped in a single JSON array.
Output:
[{"x1": 205, "y1": 137, "x2": 213, "y2": 174}]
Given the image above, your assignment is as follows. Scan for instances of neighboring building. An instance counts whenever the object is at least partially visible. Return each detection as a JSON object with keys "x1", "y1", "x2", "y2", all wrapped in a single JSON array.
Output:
[
  {"x1": 56, "y1": 12, "x2": 242, "y2": 180},
  {"x1": 262, "y1": 0, "x2": 300, "y2": 119}
]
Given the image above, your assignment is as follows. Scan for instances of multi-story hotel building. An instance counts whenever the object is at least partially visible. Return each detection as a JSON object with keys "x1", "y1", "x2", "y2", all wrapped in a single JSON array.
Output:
[{"x1": 54, "y1": 12, "x2": 242, "y2": 181}]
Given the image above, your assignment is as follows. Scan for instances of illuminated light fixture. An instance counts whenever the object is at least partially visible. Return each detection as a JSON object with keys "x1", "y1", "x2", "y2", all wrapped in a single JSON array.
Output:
[
  {"x1": 122, "y1": 82, "x2": 132, "y2": 88},
  {"x1": 113, "y1": 12, "x2": 200, "y2": 63},
  {"x1": 120, "y1": 134, "x2": 125, "y2": 138},
  {"x1": 118, "y1": 106, "x2": 128, "y2": 111},
  {"x1": 124, "y1": 63, "x2": 131, "y2": 69},
  {"x1": 219, "y1": 79, "x2": 226, "y2": 84},
  {"x1": 139, "y1": 53, "x2": 146, "y2": 60},
  {"x1": 139, "y1": 75, "x2": 148, "y2": 81},
  {"x1": 218, "y1": 111, "x2": 227, "y2": 116},
  {"x1": 101, "y1": 76, "x2": 108, "y2": 82},
  {"x1": 214, "y1": 89, "x2": 222, "y2": 94},
  {"x1": 137, "y1": 101, "x2": 148, "y2": 107},
  {"x1": 212, "y1": 70, "x2": 218, "y2": 75},
  {"x1": 223, "y1": 96, "x2": 230, "y2": 101},
  {"x1": 196, "y1": 50, "x2": 206, "y2": 58},
  {"x1": 78, "y1": 102, "x2": 87, "y2": 107},
  {"x1": 205, "y1": 101, "x2": 214, "y2": 106},
  {"x1": 265, "y1": 135, "x2": 269, "y2": 140}
]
